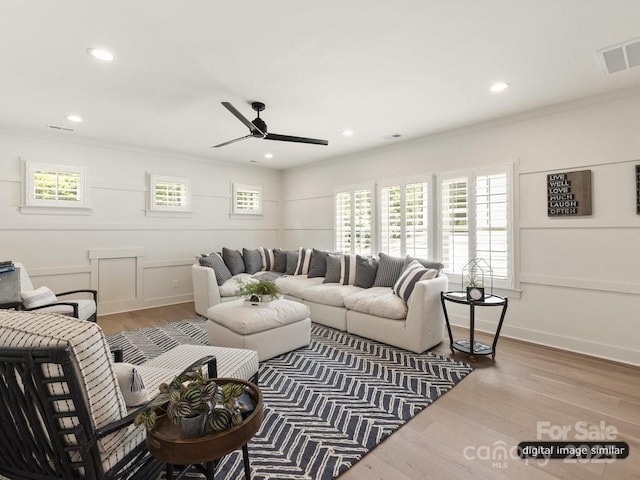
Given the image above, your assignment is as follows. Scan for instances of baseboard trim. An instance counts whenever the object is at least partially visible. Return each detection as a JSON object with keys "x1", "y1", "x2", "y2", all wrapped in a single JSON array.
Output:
[{"x1": 448, "y1": 313, "x2": 639, "y2": 367}]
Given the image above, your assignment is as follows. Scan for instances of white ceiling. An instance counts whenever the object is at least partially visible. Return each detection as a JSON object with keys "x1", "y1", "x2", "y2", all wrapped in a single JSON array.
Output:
[{"x1": 2, "y1": 0, "x2": 640, "y2": 169}]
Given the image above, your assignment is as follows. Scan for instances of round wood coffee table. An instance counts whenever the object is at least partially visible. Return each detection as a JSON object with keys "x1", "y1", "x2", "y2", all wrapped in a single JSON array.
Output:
[{"x1": 146, "y1": 378, "x2": 263, "y2": 480}]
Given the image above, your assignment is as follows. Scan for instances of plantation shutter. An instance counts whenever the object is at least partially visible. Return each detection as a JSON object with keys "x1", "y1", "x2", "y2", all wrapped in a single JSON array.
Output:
[
  {"x1": 353, "y1": 189, "x2": 373, "y2": 255},
  {"x1": 476, "y1": 172, "x2": 508, "y2": 280},
  {"x1": 380, "y1": 185, "x2": 402, "y2": 256},
  {"x1": 441, "y1": 176, "x2": 469, "y2": 275},
  {"x1": 405, "y1": 182, "x2": 429, "y2": 259},
  {"x1": 335, "y1": 191, "x2": 352, "y2": 254},
  {"x1": 154, "y1": 180, "x2": 189, "y2": 208}
]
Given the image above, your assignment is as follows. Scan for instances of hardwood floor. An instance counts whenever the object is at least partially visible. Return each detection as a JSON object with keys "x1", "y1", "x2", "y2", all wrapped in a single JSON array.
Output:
[{"x1": 99, "y1": 304, "x2": 640, "y2": 480}]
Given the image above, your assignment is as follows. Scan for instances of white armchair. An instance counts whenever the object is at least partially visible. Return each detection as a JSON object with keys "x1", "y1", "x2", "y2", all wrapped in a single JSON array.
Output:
[{"x1": 15, "y1": 262, "x2": 98, "y2": 322}]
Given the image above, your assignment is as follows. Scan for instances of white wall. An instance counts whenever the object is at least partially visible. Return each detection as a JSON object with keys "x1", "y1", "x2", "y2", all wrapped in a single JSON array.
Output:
[
  {"x1": 0, "y1": 130, "x2": 280, "y2": 315},
  {"x1": 281, "y1": 88, "x2": 640, "y2": 366}
]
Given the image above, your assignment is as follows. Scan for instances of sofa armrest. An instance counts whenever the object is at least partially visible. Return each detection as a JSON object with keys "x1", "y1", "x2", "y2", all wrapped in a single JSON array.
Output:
[
  {"x1": 192, "y1": 264, "x2": 222, "y2": 316},
  {"x1": 405, "y1": 274, "x2": 448, "y2": 346}
]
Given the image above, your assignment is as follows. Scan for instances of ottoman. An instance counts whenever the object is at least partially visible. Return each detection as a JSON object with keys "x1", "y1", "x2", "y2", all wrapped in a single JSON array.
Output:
[{"x1": 206, "y1": 298, "x2": 311, "y2": 361}]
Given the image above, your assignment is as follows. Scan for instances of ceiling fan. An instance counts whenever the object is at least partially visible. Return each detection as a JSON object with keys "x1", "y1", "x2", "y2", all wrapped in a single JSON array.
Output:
[{"x1": 212, "y1": 101, "x2": 328, "y2": 148}]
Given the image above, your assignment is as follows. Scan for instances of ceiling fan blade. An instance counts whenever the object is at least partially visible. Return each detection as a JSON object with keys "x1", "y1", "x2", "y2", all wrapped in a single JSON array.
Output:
[
  {"x1": 264, "y1": 133, "x2": 329, "y2": 146},
  {"x1": 221, "y1": 102, "x2": 265, "y2": 136},
  {"x1": 211, "y1": 134, "x2": 253, "y2": 148}
]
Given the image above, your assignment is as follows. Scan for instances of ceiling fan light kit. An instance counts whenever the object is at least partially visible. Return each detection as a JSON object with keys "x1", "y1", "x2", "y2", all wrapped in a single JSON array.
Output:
[{"x1": 213, "y1": 101, "x2": 328, "y2": 148}]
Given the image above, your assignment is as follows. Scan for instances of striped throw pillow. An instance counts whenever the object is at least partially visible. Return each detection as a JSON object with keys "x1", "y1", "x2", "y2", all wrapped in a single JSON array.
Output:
[
  {"x1": 21, "y1": 286, "x2": 57, "y2": 309},
  {"x1": 340, "y1": 255, "x2": 357, "y2": 285},
  {"x1": 373, "y1": 252, "x2": 405, "y2": 287},
  {"x1": 393, "y1": 260, "x2": 437, "y2": 302},
  {"x1": 294, "y1": 248, "x2": 312, "y2": 275},
  {"x1": 258, "y1": 247, "x2": 276, "y2": 271}
]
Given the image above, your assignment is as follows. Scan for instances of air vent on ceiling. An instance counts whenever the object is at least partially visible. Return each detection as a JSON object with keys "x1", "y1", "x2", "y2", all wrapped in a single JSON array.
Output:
[
  {"x1": 46, "y1": 124, "x2": 74, "y2": 132},
  {"x1": 598, "y1": 37, "x2": 640, "y2": 75}
]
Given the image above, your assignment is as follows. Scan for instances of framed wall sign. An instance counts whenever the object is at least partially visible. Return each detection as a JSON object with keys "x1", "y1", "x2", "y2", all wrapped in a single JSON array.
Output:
[
  {"x1": 636, "y1": 165, "x2": 640, "y2": 214},
  {"x1": 547, "y1": 169, "x2": 592, "y2": 217}
]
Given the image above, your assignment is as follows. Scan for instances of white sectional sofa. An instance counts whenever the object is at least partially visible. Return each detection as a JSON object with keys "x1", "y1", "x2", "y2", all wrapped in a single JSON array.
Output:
[{"x1": 192, "y1": 261, "x2": 448, "y2": 354}]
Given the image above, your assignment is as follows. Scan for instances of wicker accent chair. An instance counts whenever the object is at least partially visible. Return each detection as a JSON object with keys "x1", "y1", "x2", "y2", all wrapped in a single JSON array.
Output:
[
  {"x1": 15, "y1": 263, "x2": 98, "y2": 322},
  {"x1": 0, "y1": 310, "x2": 259, "y2": 480}
]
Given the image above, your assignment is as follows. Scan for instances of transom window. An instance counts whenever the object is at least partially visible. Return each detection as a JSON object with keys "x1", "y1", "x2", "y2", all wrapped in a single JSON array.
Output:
[
  {"x1": 25, "y1": 161, "x2": 87, "y2": 208},
  {"x1": 232, "y1": 183, "x2": 262, "y2": 216},
  {"x1": 148, "y1": 174, "x2": 191, "y2": 212}
]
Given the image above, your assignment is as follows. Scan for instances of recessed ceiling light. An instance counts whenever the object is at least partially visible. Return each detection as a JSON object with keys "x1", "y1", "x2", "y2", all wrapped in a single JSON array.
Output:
[
  {"x1": 342, "y1": 129, "x2": 354, "y2": 137},
  {"x1": 87, "y1": 48, "x2": 115, "y2": 62},
  {"x1": 264, "y1": 153, "x2": 273, "y2": 159},
  {"x1": 490, "y1": 82, "x2": 510, "y2": 93},
  {"x1": 66, "y1": 114, "x2": 83, "y2": 123}
]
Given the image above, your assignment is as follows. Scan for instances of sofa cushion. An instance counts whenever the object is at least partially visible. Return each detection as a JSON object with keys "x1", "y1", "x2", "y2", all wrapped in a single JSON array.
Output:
[
  {"x1": 219, "y1": 273, "x2": 255, "y2": 297},
  {"x1": 354, "y1": 255, "x2": 378, "y2": 288},
  {"x1": 273, "y1": 249, "x2": 287, "y2": 273},
  {"x1": 275, "y1": 275, "x2": 324, "y2": 298},
  {"x1": 393, "y1": 260, "x2": 437, "y2": 302},
  {"x1": 307, "y1": 248, "x2": 330, "y2": 278},
  {"x1": 343, "y1": 287, "x2": 408, "y2": 320},
  {"x1": 340, "y1": 254, "x2": 358, "y2": 285},
  {"x1": 199, "y1": 253, "x2": 232, "y2": 286},
  {"x1": 223, "y1": 247, "x2": 245, "y2": 275},
  {"x1": 243, "y1": 248, "x2": 262, "y2": 274},
  {"x1": 301, "y1": 284, "x2": 363, "y2": 307},
  {"x1": 404, "y1": 255, "x2": 444, "y2": 275},
  {"x1": 285, "y1": 250, "x2": 299, "y2": 275},
  {"x1": 294, "y1": 248, "x2": 313, "y2": 275},
  {"x1": 323, "y1": 253, "x2": 342, "y2": 283},
  {"x1": 373, "y1": 252, "x2": 404, "y2": 287}
]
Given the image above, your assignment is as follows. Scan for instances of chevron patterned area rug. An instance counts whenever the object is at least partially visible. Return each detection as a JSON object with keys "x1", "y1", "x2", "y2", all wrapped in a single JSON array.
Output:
[{"x1": 106, "y1": 318, "x2": 473, "y2": 480}]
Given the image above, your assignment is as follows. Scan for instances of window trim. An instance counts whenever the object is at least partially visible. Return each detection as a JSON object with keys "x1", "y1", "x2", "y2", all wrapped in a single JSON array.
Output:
[
  {"x1": 22, "y1": 160, "x2": 90, "y2": 213},
  {"x1": 231, "y1": 183, "x2": 263, "y2": 217},
  {"x1": 147, "y1": 174, "x2": 192, "y2": 214}
]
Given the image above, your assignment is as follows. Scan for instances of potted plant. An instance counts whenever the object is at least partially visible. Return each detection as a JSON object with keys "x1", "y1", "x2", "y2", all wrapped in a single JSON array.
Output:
[
  {"x1": 135, "y1": 367, "x2": 247, "y2": 437},
  {"x1": 235, "y1": 279, "x2": 280, "y2": 303}
]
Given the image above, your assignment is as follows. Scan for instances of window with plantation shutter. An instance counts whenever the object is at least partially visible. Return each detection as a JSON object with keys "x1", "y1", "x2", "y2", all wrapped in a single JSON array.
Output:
[
  {"x1": 24, "y1": 161, "x2": 88, "y2": 210},
  {"x1": 334, "y1": 186, "x2": 373, "y2": 255},
  {"x1": 335, "y1": 191, "x2": 352, "y2": 253},
  {"x1": 149, "y1": 174, "x2": 191, "y2": 212},
  {"x1": 379, "y1": 179, "x2": 430, "y2": 258},
  {"x1": 441, "y1": 176, "x2": 469, "y2": 275},
  {"x1": 232, "y1": 183, "x2": 262, "y2": 216},
  {"x1": 438, "y1": 166, "x2": 512, "y2": 287}
]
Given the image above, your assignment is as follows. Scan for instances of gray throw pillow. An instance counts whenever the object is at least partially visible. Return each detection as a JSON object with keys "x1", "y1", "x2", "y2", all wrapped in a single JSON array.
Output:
[
  {"x1": 274, "y1": 249, "x2": 287, "y2": 273},
  {"x1": 199, "y1": 253, "x2": 232, "y2": 286},
  {"x1": 243, "y1": 248, "x2": 262, "y2": 274},
  {"x1": 323, "y1": 254, "x2": 342, "y2": 283},
  {"x1": 373, "y1": 252, "x2": 404, "y2": 287},
  {"x1": 285, "y1": 250, "x2": 299, "y2": 275},
  {"x1": 308, "y1": 248, "x2": 331, "y2": 278},
  {"x1": 404, "y1": 255, "x2": 444, "y2": 275},
  {"x1": 222, "y1": 247, "x2": 245, "y2": 275},
  {"x1": 354, "y1": 255, "x2": 378, "y2": 288}
]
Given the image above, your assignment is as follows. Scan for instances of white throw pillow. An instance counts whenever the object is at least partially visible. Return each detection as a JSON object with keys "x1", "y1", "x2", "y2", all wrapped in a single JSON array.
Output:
[
  {"x1": 113, "y1": 362, "x2": 149, "y2": 407},
  {"x1": 21, "y1": 286, "x2": 57, "y2": 309}
]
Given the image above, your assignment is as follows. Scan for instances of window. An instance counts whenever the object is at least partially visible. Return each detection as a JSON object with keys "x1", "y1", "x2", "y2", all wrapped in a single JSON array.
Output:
[
  {"x1": 24, "y1": 161, "x2": 88, "y2": 209},
  {"x1": 379, "y1": 179, "x2": 430, "y2": 258},
  {"x1": 148, "y1": 174, "x2": 191, "y2": 212},
  {"x1": 439, "y1": 166, "x2": 511, "y2": 287},
  {"x1": 335, "y1": 186, "x2": 373, "y2": 255},
  {"x1": 232, "y1": 183, "x2": 262, "y2": 216}
]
